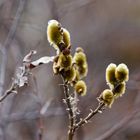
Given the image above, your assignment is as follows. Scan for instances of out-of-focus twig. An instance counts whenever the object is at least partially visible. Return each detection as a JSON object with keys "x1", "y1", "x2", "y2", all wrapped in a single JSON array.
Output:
[
  {"x1": 0, "y1": 0, "x2": 26, "y2": 95},
  {"x1": 0, "y1": 1, "x2": 26, "y2": 139},
  {"x1": 37, "y1": 118, "x2": 43, "y2": 140},
  {"x1": 0, "y1": 44, "x2": 7, "y2": 96},
  {"x1": 37, "y1": 99, "x2": 53, "y2": 140}
]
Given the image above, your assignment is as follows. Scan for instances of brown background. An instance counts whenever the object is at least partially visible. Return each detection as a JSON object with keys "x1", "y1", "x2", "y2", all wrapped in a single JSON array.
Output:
[{"x1": 0, "y1": 0, "x2": 140, "y2": 140}]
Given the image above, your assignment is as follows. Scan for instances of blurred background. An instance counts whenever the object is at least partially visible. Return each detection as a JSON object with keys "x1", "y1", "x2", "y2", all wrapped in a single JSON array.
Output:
[{"x1": 0, "y1": 0, "x2": 140, "y2": 140}]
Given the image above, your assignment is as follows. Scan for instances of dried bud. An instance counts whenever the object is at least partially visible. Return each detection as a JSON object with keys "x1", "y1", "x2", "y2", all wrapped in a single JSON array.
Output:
[
  {"x1": 63, "y1": 67, "x2": 76, "y2": 82},
  {"x1": 114, "y1": 82, "x2": 126, "y2": 98},
  {"x1": 57, "y1": 53, "x2": 72, "y2": 70},
  {"x1": 115, "y1": 63, "x2": 129, "y2": 82},
  {"x1": 100, "y1": 89, "x2": 114, "y2": 108},
  {"x1": 63, "y1": 28, "x2": 71, "y2": 47},
  {"x1": 106, "y1": 63, "x2": 117, "y2": 84},
  {"x1": 75, "y1": 80, "x2": 87, "y2": 96},
  {"x1": 47, "y1": 20, "x2": 63, "y2": 49}
]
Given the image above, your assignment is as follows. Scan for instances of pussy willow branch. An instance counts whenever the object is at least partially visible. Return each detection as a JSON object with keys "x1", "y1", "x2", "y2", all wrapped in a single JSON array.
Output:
[
  {"x1": 61, "y1": 76, "x2": 75, "y2": 140},
  {"x1": 73, "y1": 82, "x2": 122, "y2": 132},
  {"x1": 73, "y1": 102, "x2": 105, "y2": 132}
]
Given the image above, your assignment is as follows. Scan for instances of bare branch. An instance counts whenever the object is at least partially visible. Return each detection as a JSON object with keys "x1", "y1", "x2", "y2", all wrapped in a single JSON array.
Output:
[
  {"x1": 61, "y1": 76, "x2": 75, "y2": 140},
  {"x1": 73, "y1": 81, "x2": 126, "y2": 132},
  {"x1": 74, "y1": 102, "x2": 104, "y2": 132}
]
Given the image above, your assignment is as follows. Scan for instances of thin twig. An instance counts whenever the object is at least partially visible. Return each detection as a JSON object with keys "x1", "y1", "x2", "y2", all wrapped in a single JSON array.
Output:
[
  {"x1": 73, "y1": 82, "x2": 123, "y2": 132},
  {"x1": 37, "y1": 118, "x2": 43, "y2": 140},
  {"x1": 74, "y1": 102, "x2": 104, "y2": 132},
  {"x1": 61, "y1": 76, "x2": 75, "y2": 140},
  {"x1": 0, "y1": 45, "x2": 7, "y2": 96},
  {"x1": 0, "y1": 83, "x2": 17, "y2": 102}
]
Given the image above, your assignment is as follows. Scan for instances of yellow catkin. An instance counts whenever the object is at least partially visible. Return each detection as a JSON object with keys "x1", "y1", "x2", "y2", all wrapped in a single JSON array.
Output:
[
  {"x1": 47, "y1": 20, "x2": 63, "y2": 49},
  {"x1": 57, "y1": 53, "x2": 72, "y2": 70},
  {"x1": 73, "y1": 48, "x2": 88, "y2": 79},
  {"x1": 115, "y1": 63, "x2": 129, "y2": 82},
  {"x1": 73, "y1": 51, "x2": 87, "y2": 66},
  {"x1": 114, "y1": 82, "x2": 126, "y2": 98},
  {"x1": 78, "y1": 64, "x2": 88, "y2": 79},
  {"x1": 101, "y1": 89, "x2": 114, "y2": 108},
  {"x1": 106, "y1": 63, "x2": 117, "y2": 84},
  {"x1": 74, "y1": 80, "x2": 87, "y2": 96},
  {"x1": 63, "y1": 28, "x2": 71, "y2": 47},
  {"x1": 63, "y1": 67, "x2": 76, "y2": 82}
]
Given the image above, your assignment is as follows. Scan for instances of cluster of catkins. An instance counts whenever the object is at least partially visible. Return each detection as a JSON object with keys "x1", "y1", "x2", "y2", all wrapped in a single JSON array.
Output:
[
  {"x1": 99, "y1": 63, "x2": 129, "y2": 108},
  {"x1": 47, "y1": 20, "x2": 88, "y2": 96}
]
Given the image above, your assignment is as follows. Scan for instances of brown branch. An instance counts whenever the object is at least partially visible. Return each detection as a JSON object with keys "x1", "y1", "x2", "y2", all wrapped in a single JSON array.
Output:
[
  {"x1": 73, "y1": 82, "x2": 122, "y2": 132},
  {"x1": 74, "y1": 102, "x2": 104, "y2": 132},
  {"x1": 61, "y1": 76, "x2": 75, "y2": 140}
]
